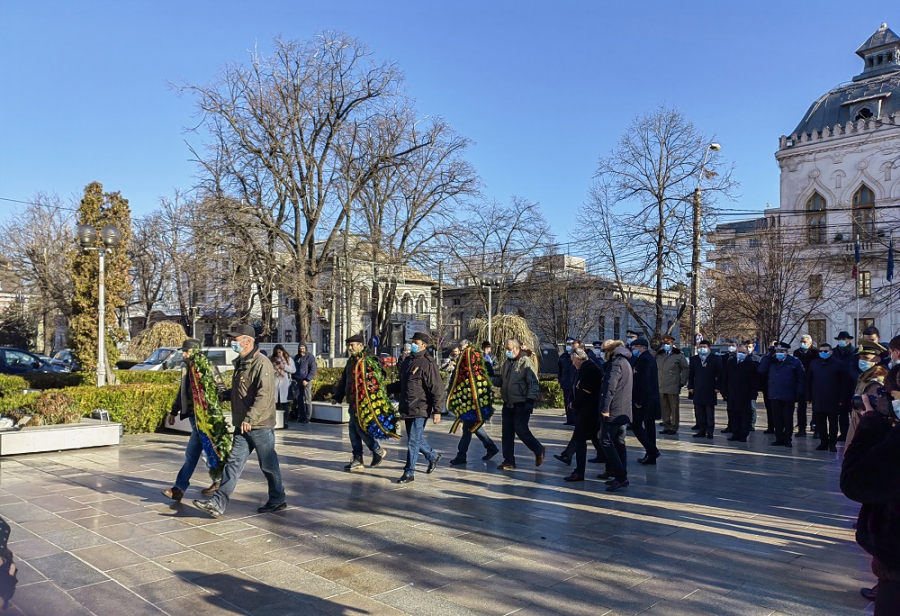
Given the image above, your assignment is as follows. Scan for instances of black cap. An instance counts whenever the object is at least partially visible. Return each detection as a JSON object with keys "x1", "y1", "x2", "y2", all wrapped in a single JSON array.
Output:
[
  {"x1": 565, "y1": 337, "x2": 575, "y2": 344},
  {"x1": 863, "y1": 325, "x2": 881, "y2": 337},
  {"x1": 227, "y1": 324, "x2": 256, "y2": 338},
  {"x1": 181, "y1": 338, "x2": 201, "y2": 352},
  {"x1": 633, "y1": 337, "x2": 650, "y2": 348},
  {"x1": 411, "y1": 332, "x2": 432, "y2": 345},
  {"x1": 346, "y1": 334, "x2": 364, "y2": 345},
  {"x1": 626, "y1": 330, "x2": 639, "y2": 337},
  {"x1": 835, "y1": 331, "x2": 854, "y2": 340},
  {"x1": 774, "y1": 341, "x2": 791, "y2": 350}
]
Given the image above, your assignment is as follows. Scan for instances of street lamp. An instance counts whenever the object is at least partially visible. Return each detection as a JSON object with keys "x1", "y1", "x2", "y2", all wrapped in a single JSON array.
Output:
[
  {"x1": 77, "y1": 224, "x2": 122, "y2": 386},
  {"x1": 479, "y1": 273, "x2": 503, "y2": 344},
  {"x1": 690, "y1": 142, "x2": 721, "y2": 354}
]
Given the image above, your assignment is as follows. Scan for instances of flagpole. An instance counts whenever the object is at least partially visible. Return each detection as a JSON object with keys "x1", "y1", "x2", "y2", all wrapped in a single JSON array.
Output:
[{"x1": 856, "y1": 234, "x2": 860, "y2": 340}]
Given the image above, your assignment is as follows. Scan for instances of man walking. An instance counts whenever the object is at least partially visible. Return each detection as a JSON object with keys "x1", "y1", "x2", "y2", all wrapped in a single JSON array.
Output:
[
  {"x1": 558, "y1": 337, "x2": 577, "y2": 425},
  {"x1": 598, "y1": 340, "x2": 633, "y2": 492},
  {"x1": 758, "y1": 341, "x2": 805, "y2": 448},
  {"x1": 292, "y1": 343, "x2": 318, "y2": 425},
  {"x1": 721, "y1": 344, "x2": 758, "y2": 443},
  {"x1": 793, "y1": 334, "x2": 816, "y2": 437},
  {"x1": 390, "y1": 332, "x2": 445, "y2": 484},
  {"x1": 806, "y1": 343, "x2": 848, "y2": 453},
  {"x1": 194, "y1": 325, "x2": 286, "y2": 518},
  {"x1": 657, "y1": 335, "x2": 688, "y2": 435},
  {"x1": 162, "y1": 339, "x2": 221, "y2": 502},
  {"x1": 332, "y1": 334, "x2": 387, "y2": 472},
  {"x1": 630, "y1": 338, "x2": 661, "y2": 465},
  {"x1": 494, "y1": 339, "x2": 544, "y2": 470},
  {"x1": 688, "y1": 340, "x2": 723, "y2": 439}
]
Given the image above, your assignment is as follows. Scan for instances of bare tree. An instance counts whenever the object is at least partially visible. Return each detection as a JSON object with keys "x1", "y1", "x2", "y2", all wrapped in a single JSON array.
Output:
[
  {"x1": 578, "y1": 106, "x2": 736, "y2": 341},
  {"x1": 130, "y1": 212, "x2": 170, "y2": 330}
]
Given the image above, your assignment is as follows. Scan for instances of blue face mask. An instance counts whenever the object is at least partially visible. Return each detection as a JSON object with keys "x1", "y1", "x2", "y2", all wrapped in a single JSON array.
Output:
[
  {"x1": 775, "y1": 352, "x2": 786, "y2": 361},
  {"x1": 838, "y1": 340, "x2": 849, "y2": 347},
  {"x1": 410, "y1": 343, "x2": 420, "y2": 354},
  {"x1": 800, "y1": 343, "x2": 809, "y2": 350},
  {"x1": 859, "y1": 360, "x2": 873, "y2": 372},
  {"x1": 231, "y1": 340, "x2": 242, "y2": 354},
  {"x1": 736, "y1": 352, "x2": 746, "y2": 361},
  {"x1": 632, "y1": 348, "x2": 641, "y2": 357},
  {"x1": 505, "y1": 350, "x2": 514, "y2": 359},
  {"x1": 663, "y1": 344, "x2": 672, "y2": 352},
  {"x1": 697, "y1": 348, "x2": 709, "y2": 356},
  {"x1": 819, "y1": 351, "x2": 831, "y2": 359},
  {"x1": 565, "y1": 345, "x2": 572, "y2": 353}
]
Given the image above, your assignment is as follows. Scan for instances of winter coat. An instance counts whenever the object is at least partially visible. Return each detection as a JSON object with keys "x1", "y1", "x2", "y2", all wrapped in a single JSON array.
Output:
[
  {"x1": 848, "y1": 368, "x2": 888, "y2": 446},
  {"x1": 493, "y1": 352, "x2": 540, "y2": 405},
  {"x1": 840, "y1": 411, "x2": 900, "y2": 577},
  {"x1": 558, "y1": 352, "x2": 576, "y2": 390},
  {"x1": 721, "y1": 354, "x2": 759, "y2": 403},
  {"x1": 688, "y1": 353, "x2": 722, "y2": 406},
  {"x1": 656, "y1": 347, "x2": 689, "y2": 395},
  {"x1": 272, "y1": 356, "x2": 296, "y2": 404},
  {"x1": 225, "y1": 346, "x2": 276, "y2": 430},
  {"x1": 632, "y1": 350, "x2": 662, "y2": 421},
  {"x1": 170, "y1": 366, "x2": 195, "y2": 420},
  {"x1": 572, "y1": 360, "x2": 603, "y2": 440},
  {"x1": 600, "y1": 346, "x2": 633, "y2": 421},
  {"x1": 833, "y1": 344, "x2": 857, "y2": 371},
  {"x1": 589, "y1": 350, "x2": 604, "y2": 369},
  {"x1": 333, "y1": 353, "x2": 386, "y2": 414},
  {"x1": 758, "y1": 354, "x2": 805, "y2": 402},
  {"x1": 793, "y1": 348, "x2": 816, "y2": 371},
  {"x1": 805, "y1": 357, "x2": 850, "y2": 415},
  {"x1": 293, "y1": 352, "x2": 318, "y2": 382},
  {"x1": 391, "y1": 351, "x2": 445, "y2": 419}
]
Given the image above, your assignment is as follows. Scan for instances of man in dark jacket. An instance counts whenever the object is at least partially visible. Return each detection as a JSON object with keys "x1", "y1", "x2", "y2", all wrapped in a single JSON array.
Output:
[
  {"x1": 630, "y1": 338, "x2": 661, "y2": 465},
  {"x1": 721, "y1": 344, "x2": 758, "y2": 442},
  {"x1": 390, "y1": 332, "x2": 445, "y2": 484},
  {"x1": 806, "y1": 343, "x2": 850, "y2": 453},
  {"x1": 162, "y1": 339, "x2": 220, "y2": 502},
  {"x1": 834, "y1": 330, "x2": 857, "y2": 369},
  {"x1": 332, "y1": 334, "x2": 387, "y2": 473},
  {"x1": 793, "y1": 334, "x2": 816, "y2": 437},
  {"x1": 599, "y1": 342, "x2": 633, "y2": 492},
  {"x1": 493, "y1": 339, "x2": 544, "y2": 470},
  {"x1": 589, "y1": 341, "x2": 605, "y2": 369},
  {"x1": 840, "y1": 392, "x2": 900, "y2": 615},
  {"x1": 292, "y1": 343, "x2": 318, "y2": 425},
  {"x1": 688, "y1": 340, "x2": 723, "y2": 439},
  {"x1": 558, "y1": 337, "x2": 577, "y2": 425},
  {"x1": 194, "y1": 324, "x2": 286, "y2": 518},
  {"x1": 758, "y1": 341, "x2": 806, "y2": 448}
]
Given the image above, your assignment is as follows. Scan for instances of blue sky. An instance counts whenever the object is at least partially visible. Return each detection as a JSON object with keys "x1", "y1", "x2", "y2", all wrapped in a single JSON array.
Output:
[{"x1": 0, "y1": 1, "x2": 895, "y2": 238}]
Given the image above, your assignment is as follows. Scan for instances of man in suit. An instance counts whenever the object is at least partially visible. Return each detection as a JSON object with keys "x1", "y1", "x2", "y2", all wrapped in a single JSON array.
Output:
[
  {"x1": 688, "y1": 339, "x2": 723, "y2": 439},
  {"x1": 721, "y1": 343, "x2": 759, "y2": 442},
  {"x1": 793, "y1": 334, "x2": 816, "y2": 437},
  {"x1": 630, "y1": 338, "x2": 662, "y2": 465},
  {"x1": 758, "y1": 341, "x2": 806, "y2": 448},
  {"x1": 806, "y1": 342, "x2": 849, "y2": 453}
]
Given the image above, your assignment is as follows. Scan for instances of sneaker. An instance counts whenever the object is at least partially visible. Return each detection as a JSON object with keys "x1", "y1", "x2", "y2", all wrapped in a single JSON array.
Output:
[
  {"x1": 553, "y1": 453, "x2": 572, "y2": 466},
  {"x1": 345, "y1": 458, "x2": 365, "y2": 472},
  {"x1": 497, "y1": 461, "x2": 517, "y2": 471},
  {"x1": 201, "y1": 482, "x2": 220, "y2": 496},
  {"x1": 482, "y1": 447, "x2": 499, "y2": 461},
  {"x1": 193, "y1": 499, "x2": 223, "y2": 518},
  {"x1": 449, "y1": 457, "x2": 467, "y2": 466},
  {"x1": 162, "y1": 487, "x2": 184, "y2": 502},
  {"x1": 426, "y1": 453, "x2": 442, "y2": 474},
  {"x1": 371, "y1": 448, "x2": 386, "y2": 468},
  {"x1": 257, "y1": 502, "x2": 287, "y2": 514},
  {"x1": 606, "y1": 479, "x2": 629, "y2": 492}
]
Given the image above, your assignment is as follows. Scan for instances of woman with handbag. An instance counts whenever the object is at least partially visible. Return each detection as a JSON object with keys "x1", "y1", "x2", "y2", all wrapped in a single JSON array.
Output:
[{"x1": 272, "y1": 345, "x2": 296, "y2": 426}]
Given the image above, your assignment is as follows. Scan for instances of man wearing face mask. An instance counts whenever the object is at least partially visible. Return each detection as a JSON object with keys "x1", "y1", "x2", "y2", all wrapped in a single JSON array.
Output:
[
  {"x1": 834, "y1": 331, "x2": 857, "y2": 369},
  {"x1": 720, "y1": 340, "x2": 739, "y2": 435},
  {"x1": 688, "y1": 340, "x2": 723, "y2": 439},
  {"x1": 757, "y1": 341, "x2": 805, "y2": 448},
  {"x1": 793, "y1": 335, "x2": 816, "y2": 438},
  {"x1": 625, "y1": 330, "x2": 639, "y2": 348},
  {"x1": 193, "y1": 324, "x2": 286, "y2": 518},
  {"x1": 848, "y1": 341, "x2": 889, "y2": 447},
  {"x1": 493, "y1": 338, "x2": 544, "y2": 470},
  {"x1": 630, "y1": 338, "x2": 662, "y2": 464},
  {"x1": 657, "y1": 335, "x2": 689, "y2": 435},
  {"x1": 721, "y1": 344, "x2": 759, "y2": 443},
  {"x1": 589, "y1": 341, "x2": 605, "y2": 369},
  {"x1": 806, "y1": 343, "x2": 850, "y2": 453},
  {"x1": 558, "y1": 337, "x2": 577, "y2": 426}
]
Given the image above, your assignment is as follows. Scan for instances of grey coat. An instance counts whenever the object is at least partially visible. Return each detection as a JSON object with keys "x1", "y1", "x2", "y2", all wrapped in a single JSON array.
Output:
[
  {"x1": 492, "y1": 352, "x2": 540, "y2": 405},
  {"x1": 600, "y1": 346, "x2": 633, "y2": 421}
]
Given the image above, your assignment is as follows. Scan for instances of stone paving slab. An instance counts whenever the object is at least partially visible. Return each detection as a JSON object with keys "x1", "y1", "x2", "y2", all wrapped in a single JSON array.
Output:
[{"x1": 0, "y1": 398, "x2": 875, "y2": 615}]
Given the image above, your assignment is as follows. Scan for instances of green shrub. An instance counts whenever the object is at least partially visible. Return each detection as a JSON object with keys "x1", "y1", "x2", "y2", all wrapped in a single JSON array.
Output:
[
  {"x1": 65, "y1": 383, "x2": 179, "y2": 434},
  {"x1": 537, "y1": 379, "x2": 564, "y2": 409},
  {"x1": 115, "y1": 370, "x2": 181, "y2": 386},
  {"x1": 32, "y1": 391, "x2": 81, "y2": 426},
  {"x1": 0, "y1": 392, "x2": 39, "y2": 416},
  {"x1": 20, "y1": 372, "x2": 92, "y2": 390},
  {"x1": 0, "y1": 375, "x2": 27, "y2": 398}
]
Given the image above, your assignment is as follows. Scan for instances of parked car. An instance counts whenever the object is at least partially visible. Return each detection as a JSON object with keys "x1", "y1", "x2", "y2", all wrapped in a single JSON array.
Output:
[
  {"x1": 51, "y1": 349, "x2": 79, "y2": 372},
  {"x1": 379, "y1": 353, "x2": 397, "y2": 368},
  {"x1": 130, "y1": 347, "x2": 239, "y2": 372},
  {"x1": 0, "y1": 348, "x2": 63, "y2": 375}
]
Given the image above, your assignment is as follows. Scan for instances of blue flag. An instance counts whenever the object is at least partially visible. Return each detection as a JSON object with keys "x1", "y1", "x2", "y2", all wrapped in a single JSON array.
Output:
[
  {"x1": 854, "y1": 240, "x2": 860, "y2": 279},
  {"x1": 889, "y1": 242, "x2": 895, "y2": 282}
]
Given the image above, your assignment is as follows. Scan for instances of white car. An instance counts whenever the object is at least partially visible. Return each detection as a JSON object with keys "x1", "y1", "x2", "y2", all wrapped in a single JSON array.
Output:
[{"x1": 130, "y1": 347, "x2": 239, "y2": 372}]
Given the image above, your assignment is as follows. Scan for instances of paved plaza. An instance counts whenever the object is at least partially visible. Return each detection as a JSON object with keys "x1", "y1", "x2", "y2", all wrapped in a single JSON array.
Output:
[{"x1": 0, "y1": 399, "x2": 874, "y2": 615}]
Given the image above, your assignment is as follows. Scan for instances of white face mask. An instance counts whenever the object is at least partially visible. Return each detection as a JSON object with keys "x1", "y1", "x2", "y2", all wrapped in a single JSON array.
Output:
[
  {"x1": 892, "y1": 399, "x2": 900, "y2": 419},
  {"x1": 727, "y1": 346, "x2": 736, "y2": 353}
]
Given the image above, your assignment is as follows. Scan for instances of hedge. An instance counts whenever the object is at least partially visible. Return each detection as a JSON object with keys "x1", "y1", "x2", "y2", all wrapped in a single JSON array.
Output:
[
  {"x1": 65, "y1": 384, "x2": 179, "y2": 434},
  {"x1": 0, "y1": 375, "x2": 28, "y2": 399},
  {"x1": 537, "y1": 379, "x2": 564, "y2": 409}
]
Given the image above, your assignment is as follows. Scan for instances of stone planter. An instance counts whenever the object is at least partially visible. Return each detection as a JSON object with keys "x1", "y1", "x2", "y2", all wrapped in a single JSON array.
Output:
[
  {"x1": 311, "y1": 401, "x2": 349, "y2": 423},
  {"x1": 0, "y1": 418, "x2": 121, "y2": 456},
  {"x1": 168, "y1": 410, "x2": 285, "y2": 434}
]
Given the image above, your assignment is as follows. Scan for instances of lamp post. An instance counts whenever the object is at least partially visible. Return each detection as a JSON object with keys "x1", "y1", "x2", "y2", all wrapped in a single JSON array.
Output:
[
  {"x1": 77, "y1": 224, "x2": 122, "y2": 387},
  {"x1": 689, "y1": 142, "x2": 721, "y2": 355},
  {"x1": 479, "y1": 273, "x2": 503, "y2": 344}
]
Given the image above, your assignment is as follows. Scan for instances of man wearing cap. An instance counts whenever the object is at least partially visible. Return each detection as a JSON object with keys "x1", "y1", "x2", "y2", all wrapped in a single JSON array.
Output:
[
  {"x1": 333, "y1": 334, "x2": 388, "y2": 472},
  {"x1": 792, "y1": 335, "x2": 816, "y2": 438},
  {"x1": 589, "y1": 341, "x2": 605, "y2": 369},
  {"x1": 630, "y1": 338, "x2": 662, "y2": 464},
  {"x1": 806, "y1": 342, "x2": 849, "y2": 453},
  {"x1": 657, "y1": 334, "x2": 688, "y2": 435},
  {"x1": 688, "y1": 339, "x2": 723, "y2": 439},
  {"x1": 162, "y1": 339, "x2": 221, "y2": 502},
  {"x1": 558, "y1": 337, "x2": 578, "y2": 425},
  {"x1": 834, "y1": 331, "x2": 857, "y2": 370},
  {"x1": 194, "y1": 325, "x2": 286, "y2": 517},
  {"x1": 847, "y1": 340, "x2": 889, "y2": 446},
  {"x1": 625, "y1": 330, "x2": 639, "y2": 347},
  {"x1": 388, "y1": 332, "x2": 445, "y2": 483},
  {"x1": 758, "y1": 341, "x2": 805, "y2": 448},
  {"x1": 291, "y1": 343, "x2": 317, "y2": 425}
]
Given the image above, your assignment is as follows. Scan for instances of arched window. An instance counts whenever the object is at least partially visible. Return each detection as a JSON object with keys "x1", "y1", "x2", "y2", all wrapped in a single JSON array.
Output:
[
  {"x1": 853, "y1": 185, "x2": 876, "y2": 236},
  {"x1": 415, "y1": 295, "x2": 427, "y2": 314},
  {"x1": 359, "y1": 287, "x2": 369, "y2": 311},
  {"x1": 806, "y1": 192, "x2": 826, "y2": 244},
  {"x1": 855, "y1": 107, "x2": 874, "y2": 121},
  {"x1": 400, "y1": 294, "x2": 412, "y2": 314}
]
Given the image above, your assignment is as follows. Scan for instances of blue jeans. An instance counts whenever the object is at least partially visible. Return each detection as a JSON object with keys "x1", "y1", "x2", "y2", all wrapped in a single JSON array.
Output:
[
  {"x1": 456, "y1": 420, "x2": 497, "y2": 461},
  {"x1": 175, "y1": 417, "x2": 204, "y2": 491},
  {"x1": 210, "y1": 428, "x2": 285, "y2": 511},
  {"x1": 348, "y1": 413, "x2": 378, "y2": 458},
  {"x1": 404, "y1": 417, "x2": 438, "y2": 475},
  {"x1": 599, "y1": 416, "x2": 629, "y2": 481}
]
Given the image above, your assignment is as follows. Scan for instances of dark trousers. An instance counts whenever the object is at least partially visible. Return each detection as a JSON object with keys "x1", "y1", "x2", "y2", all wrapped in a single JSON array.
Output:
[
  {"x1": 694, "y1": 403, "x2": 715, "y2": 434},
  {"x1": 876, "y1": 579, "x2": 900, "y2": 616},
  {"x1": 630, "y1": 415, "x2": 659, "y2": 458},
  {"x1": 796, "y1": 396, "x2": 808, "y2": 431},
  {"x1": 563, "y1": 388, "x2": 575, "y2": 423},
  {"x1": 839, "y1": 409, "x2": 850, "y2": 438},
  {"x1": 501, "y1": 402, "x2": 543, "y2": 465},
  {"x1": 763, "y1": 390, "x2": 774, "y2": 431},
  {"x1": 210, "y1": 428, "x2": 285, "y2": 512},
  {"x1": 292, "y1": 381, "x2": 313, "y2": 422},
  {"x1": 348, "y1": 414, "x2": 378, "y2": 458},
  {"x1": 562, "y1": 431, "x2": 601, "y2": 459},
  {"x1": 814, "y1": 411, "x2": 839, "y2": 446},
  {"x1": 728, "y1": 399, "x2": 753, "y2": 440},
  {"x1": 599, "y1": 416, "x2": 628, "y2": 481},
  {"x1": 456, "y1": 420, "x2": 497, "y2": 461},
  {"x1": 770, "y1": 399, "x2": 795, "y2": 444}
]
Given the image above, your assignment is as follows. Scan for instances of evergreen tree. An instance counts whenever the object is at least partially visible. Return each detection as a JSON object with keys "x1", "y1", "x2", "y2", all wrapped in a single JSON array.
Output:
[{"x1": 68, "y1": 182, "x2": 132, "y2": 373}]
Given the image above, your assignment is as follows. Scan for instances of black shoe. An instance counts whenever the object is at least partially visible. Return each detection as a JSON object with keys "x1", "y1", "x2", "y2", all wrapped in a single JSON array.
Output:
[
  {"x1": 345, "y1": 458, "x2": 364, "y2": 472},
  {"x1": 396, "y1": 473, "x2": 415, "y2": 484},
  {"x1": 638, "y1": 453, "x2": 658, "y2": 465},
  {"x1": 563, "y1": 473, "x2": 584, "y2": 482},
  {"x1": 606, "y1": 479, "x2": 629, "y2": 492},
  {"x1": 692, "y1": 432, "x2": 706, "y2": 438},
  {"x1": 861, "y1": 587, "x2": 877, "y2": 601},
  {"x1": 371, "y1": 448, "x2": 386, "y2": 468},
  {"x1": 727, "y1": 436, "x2": 740, "y2": 442},
  {"x1": 691, "y1": 424, "x2": 700, "y2": 431},
  {"x1": 426, "y1": 454, "x2": 442, "y2": 474},
  {"x1": 837, "y1": 434, "x2": 847, "y2": 442},
  {"x1": 829, "y1": 445, "x2": 837, "y2": 453},
  {"x1": 783, "y1": 442, "x2": 793, "y2": 448},
  {"x1": 597, "y1": 471, "x2": 615, "y2": 480},
  {"x1": 770, "y1": 440, "x2": 785, "y2": 446},
  {"x1": 563, "y1": 422, "x2": 575, "y2": 426},
  {"x1": 763, "y1": 429, "x2": 775, "y2": 434},
  {"x1": 736, "y1": 438, "x2": 747, "y2": 442},
  {"x1": 721, "y1": 429, "x2": 732, "y2": 434},
  {"x1": 497, "y1": 461, "x2": 517, "y2": 470},
  {"x1": 193, "y1": 499, "x2": 223, "y2": 518},
  {"x1": 815, "y1": 443, "x2": 828, "y2": 451},
  {"x1": 257, "y1": 502, "x2": 287, "y2": 514},
  {"x1": 588, "y1": 456, "x2": 604, "y2": 463},
  {"x1": 706, "y1": 431, "x2": 714, "y2": 439},
  {"x1": 483, "y1": 447, "x2": 500, "y2": 461},
  {"x1": 553, "y1": 453, "x2": 572, "y2": 466},
  {"x1": 636, "y1": 455, "x2": 648, "y2": 464},
  {"x1": 449, "y1": 457, "x2": 467, "y2": 466},
  {"x1": 658, "y1": 429, "x2": 671, "y2": 435},
  {"x1": 796, "y1": 430, "x2": 807, "y2": 437}
]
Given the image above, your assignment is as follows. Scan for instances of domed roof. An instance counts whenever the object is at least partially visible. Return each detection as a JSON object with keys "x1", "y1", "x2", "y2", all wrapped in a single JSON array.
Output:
[{"x1": 791, "y1": 23, "x2": 900, "y2": 136}]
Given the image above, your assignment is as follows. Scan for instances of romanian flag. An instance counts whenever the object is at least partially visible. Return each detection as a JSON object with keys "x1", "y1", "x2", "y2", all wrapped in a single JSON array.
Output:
[{"x1": 853, "y1": 240, "x2": 860, "y2": 279}]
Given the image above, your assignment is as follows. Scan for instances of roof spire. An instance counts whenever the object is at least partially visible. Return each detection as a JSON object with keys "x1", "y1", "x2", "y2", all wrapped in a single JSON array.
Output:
[{"x1": 853, "y1": 22, "x2": 900, "y2": 81}]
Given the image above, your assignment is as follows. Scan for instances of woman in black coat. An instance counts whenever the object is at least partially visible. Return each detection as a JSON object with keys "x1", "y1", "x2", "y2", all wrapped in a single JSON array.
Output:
[{"x1": 564, "y1": 349, "x2": 603, "y2": 482}]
